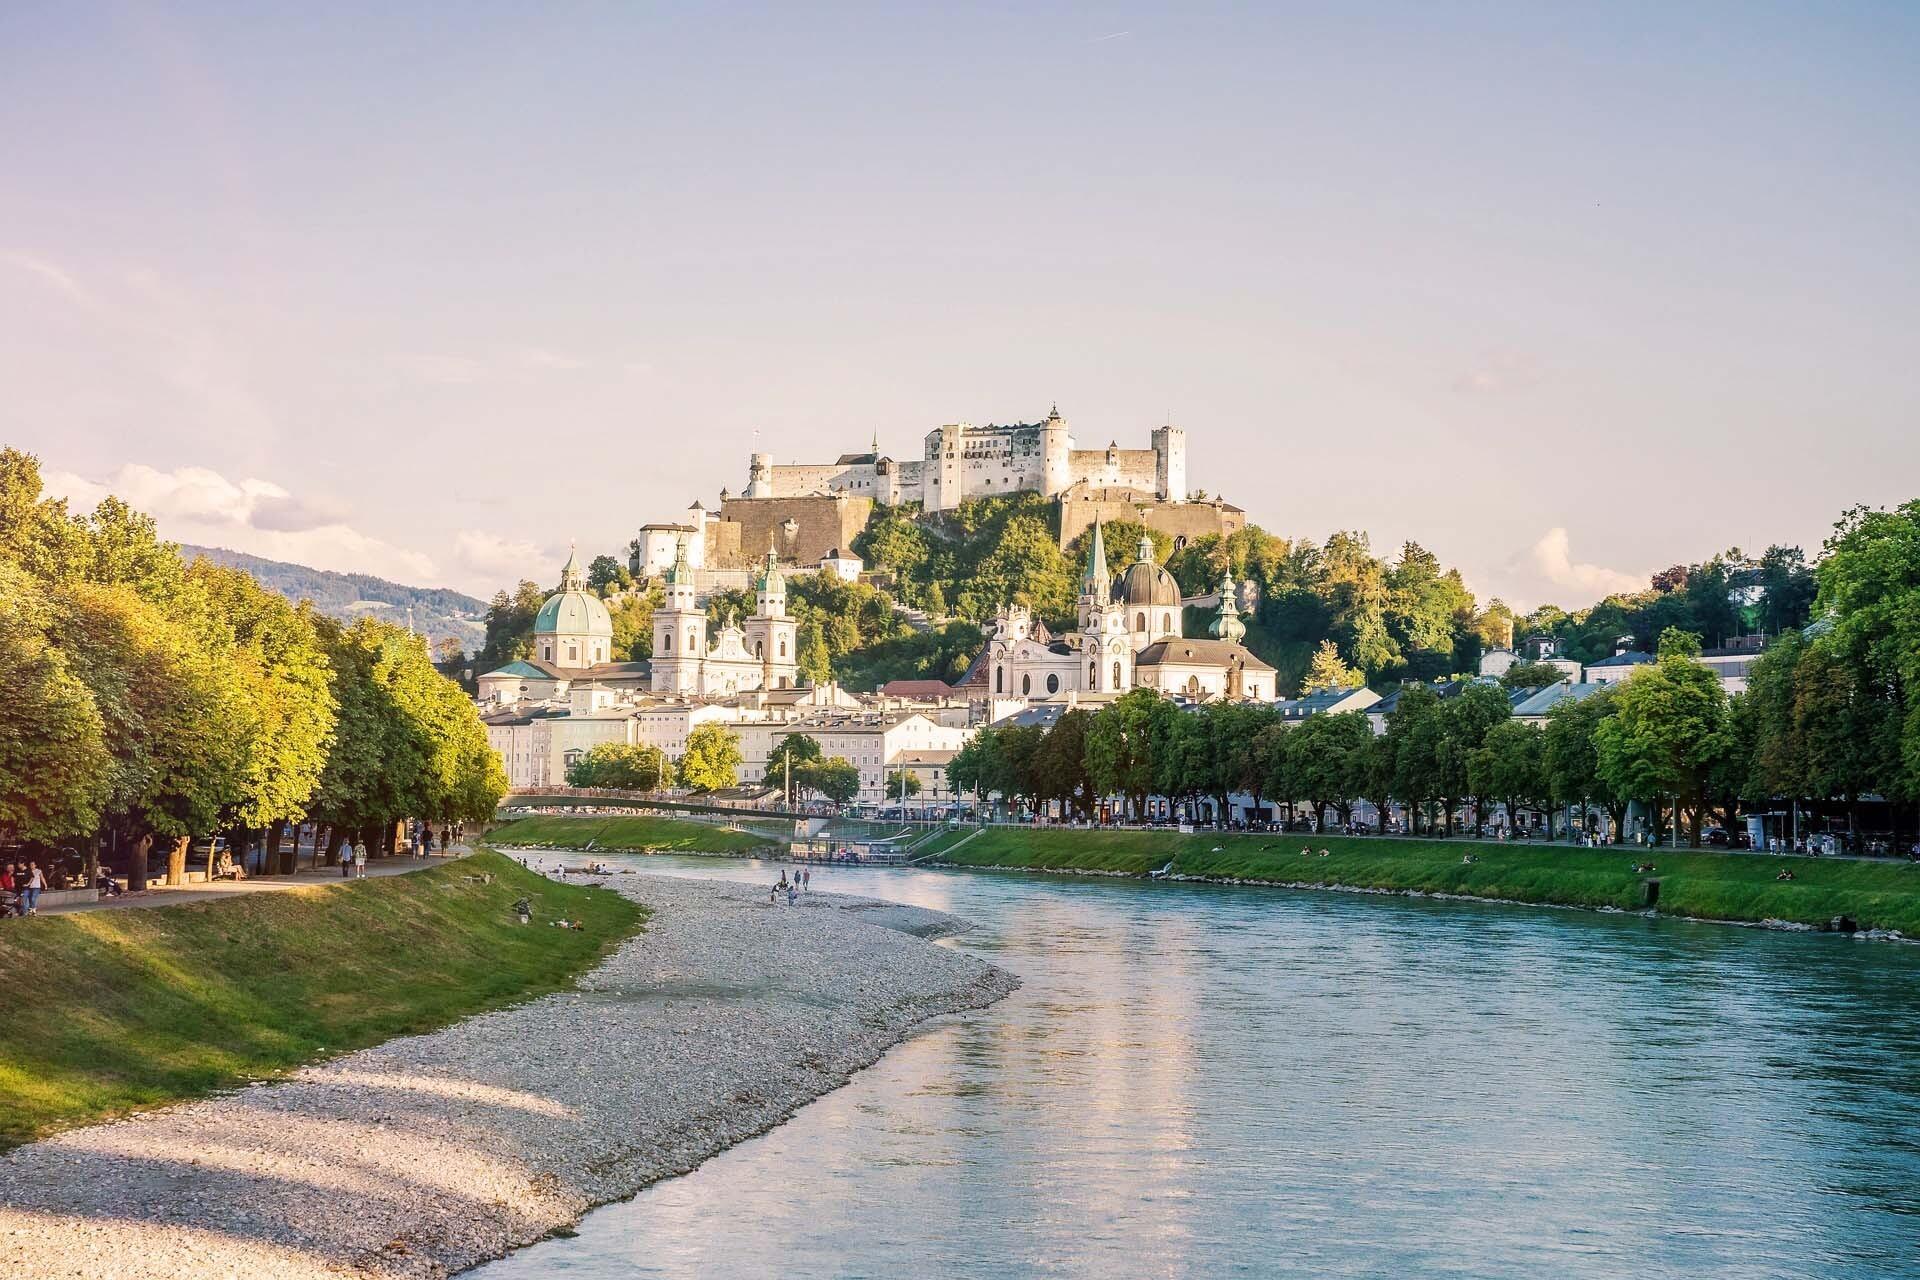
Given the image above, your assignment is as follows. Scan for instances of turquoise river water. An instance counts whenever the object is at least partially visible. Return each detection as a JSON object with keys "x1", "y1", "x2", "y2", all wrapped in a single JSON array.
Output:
[{"x1": 470, "y1": 855, "x2": 1920, "y2": 1279}]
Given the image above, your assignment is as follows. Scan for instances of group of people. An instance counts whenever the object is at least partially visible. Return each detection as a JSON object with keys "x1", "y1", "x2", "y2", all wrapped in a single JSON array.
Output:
[
  {"x1": 0, "y1": 862, "x2": 48, "y2": 917},
  {"x1": 771, "y1": 867, "x2": 812, "y2": 905}
]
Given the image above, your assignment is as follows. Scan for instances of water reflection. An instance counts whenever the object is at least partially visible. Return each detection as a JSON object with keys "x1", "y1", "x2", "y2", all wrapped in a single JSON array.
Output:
[{"x1": 472, "y1": 856, "x2": 1920, "y2": 1279}]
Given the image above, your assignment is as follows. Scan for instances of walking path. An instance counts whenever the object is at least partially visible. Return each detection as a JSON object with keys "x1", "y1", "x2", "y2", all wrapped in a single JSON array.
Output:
[{"x1": 38, "y1": 847, "x2": 473, "y2": 916}]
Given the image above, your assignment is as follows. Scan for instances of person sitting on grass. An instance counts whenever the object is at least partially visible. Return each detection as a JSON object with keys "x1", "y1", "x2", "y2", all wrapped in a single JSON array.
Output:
[
  {"x1": 1318, "y1": 848, "x2": 1331, "y2": 857},
  {"x1": 1777, "y1": 868, "x2": 1796, "y2": 881}
]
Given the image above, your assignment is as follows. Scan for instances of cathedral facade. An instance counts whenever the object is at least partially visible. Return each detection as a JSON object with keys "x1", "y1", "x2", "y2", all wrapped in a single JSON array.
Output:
[
  {"x1": 649, "y1": 539, "x2": 800, "y2": 696},
  {"x1": 982, "y1": 522, "x2": 1279, "y2": 705}
]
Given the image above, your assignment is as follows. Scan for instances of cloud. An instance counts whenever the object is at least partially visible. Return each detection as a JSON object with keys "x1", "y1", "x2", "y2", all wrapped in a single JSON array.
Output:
[
  {"x1": 398, "y1": 354, "x2": 487, "y2": 385},
  {"x1": 1528, "y1": 527, "x2": 1644, "y2": 597},
  {"x1": 454, "y1": 529, "x2": 551, "y2": 584},
  {"x1": 1453, "y1": 352, "x2": 1543, "y2": 395},
  {"x1": 41, "y1": 463, "x2": 438, "y2": 585},
  {"x1": 517, "y1": 347, "x2": 588, "y2": 371}
]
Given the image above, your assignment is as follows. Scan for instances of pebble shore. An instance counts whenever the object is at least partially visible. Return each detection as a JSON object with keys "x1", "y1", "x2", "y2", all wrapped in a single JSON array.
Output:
[{"x1": 0, "y1": 874, "x2": 1017, "y2": 1279}]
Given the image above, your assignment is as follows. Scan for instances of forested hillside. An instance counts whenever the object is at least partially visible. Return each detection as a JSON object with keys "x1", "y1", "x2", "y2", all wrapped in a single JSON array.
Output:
[{"x1": 182, "y1": 544, "x2": 487, "y2": 648}]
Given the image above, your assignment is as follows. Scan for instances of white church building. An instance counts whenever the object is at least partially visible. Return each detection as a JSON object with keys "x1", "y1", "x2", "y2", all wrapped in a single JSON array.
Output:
[{"x1": 983, "y1": 522, "x2": 1278, "y2": 705}]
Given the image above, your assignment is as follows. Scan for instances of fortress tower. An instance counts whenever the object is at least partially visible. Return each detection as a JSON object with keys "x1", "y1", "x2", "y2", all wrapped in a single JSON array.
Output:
[{"x1": 1151, "y1": 424, "x2": 1187, "y2": 501}]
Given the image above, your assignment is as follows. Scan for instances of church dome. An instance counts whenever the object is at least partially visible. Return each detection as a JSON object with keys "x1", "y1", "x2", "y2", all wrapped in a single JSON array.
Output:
[
  {"x1": 534, "y1": 588, "x2": 613, "y2": 638},
  {"x1": 1112, "y1": 560, "x2": 1181, "y2": 609},
  {"x1": 534, "y1": 545, "x2": 613, "y2": 638}
]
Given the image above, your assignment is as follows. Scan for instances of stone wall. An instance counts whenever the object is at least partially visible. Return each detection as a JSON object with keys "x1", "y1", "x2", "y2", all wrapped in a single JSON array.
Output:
[
  {"x1": 716, "y1": 494, "x2": 874, "y2": 569},
  {"x1": 1055, "y1": 488, "x2": 1245, "y2": 550}
]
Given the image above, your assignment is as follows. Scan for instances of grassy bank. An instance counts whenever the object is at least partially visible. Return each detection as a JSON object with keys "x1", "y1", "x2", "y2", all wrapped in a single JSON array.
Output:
[
  {"x1": 489, "y1": 813, "x2": 773, "y2": 854},
  {"x1": 942, "y1": 829, "x2": 1920, "y2": 935},
  {"x1": 0, "y1": 850, "x2": 640, "y2": 1150}
]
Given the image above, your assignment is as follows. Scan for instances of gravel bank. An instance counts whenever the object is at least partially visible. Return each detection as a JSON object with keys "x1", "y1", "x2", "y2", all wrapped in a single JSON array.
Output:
[{"x1": 0, "y1": 875, "x2": 1016, "y2": 1279}]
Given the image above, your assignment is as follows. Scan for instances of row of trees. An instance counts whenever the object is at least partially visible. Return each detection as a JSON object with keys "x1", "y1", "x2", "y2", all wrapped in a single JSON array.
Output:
[
  {"x1": 0, "y1": 449, "x2": 507, "y2": 889},
  {"x1": 948, "y1": 492, "x2": 1920, "y2": 849}
]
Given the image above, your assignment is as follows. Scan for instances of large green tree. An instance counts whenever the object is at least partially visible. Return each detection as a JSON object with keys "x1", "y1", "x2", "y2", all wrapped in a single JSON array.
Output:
[{"x1": 1594, "y1": 638, "x2": 1729, "y2": 846}]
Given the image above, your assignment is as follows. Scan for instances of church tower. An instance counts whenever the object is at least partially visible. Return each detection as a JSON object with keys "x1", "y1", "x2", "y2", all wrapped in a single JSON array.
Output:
[
  {"x1": 650, "y1": 538, "x2": 707, "y2": 693},
  {"x1": 1079, "y1": 518, "x2": 1133, "y2": 694},
  {"x1": 743, "y1": 540, "x2": 800, "y2": 689}
]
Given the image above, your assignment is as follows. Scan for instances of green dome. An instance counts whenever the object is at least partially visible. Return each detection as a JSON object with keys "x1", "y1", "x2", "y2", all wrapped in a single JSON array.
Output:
[{"x1": 534, "y1": 588, "x2": 613, "y2": 638}]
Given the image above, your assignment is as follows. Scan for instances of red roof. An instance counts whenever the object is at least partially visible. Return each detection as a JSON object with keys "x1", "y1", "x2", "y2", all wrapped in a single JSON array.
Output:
[{"x1": 880, "y1": 679, "x2": 956, "y2": 698}]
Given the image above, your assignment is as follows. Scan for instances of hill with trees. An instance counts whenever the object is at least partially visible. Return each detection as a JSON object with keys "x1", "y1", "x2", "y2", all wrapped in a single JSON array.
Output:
[{"x1": 180, "y1": 544, "x2": 488, "y2": 650}]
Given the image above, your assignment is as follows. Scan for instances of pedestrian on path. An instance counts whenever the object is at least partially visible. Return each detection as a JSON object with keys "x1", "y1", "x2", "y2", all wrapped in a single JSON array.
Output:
[
  {"x1": 24, "y1": 862, "x2": 45, "y2": 914},
  {"x1": 340, "y1": 842, "x2": 355, "y2": 879}
]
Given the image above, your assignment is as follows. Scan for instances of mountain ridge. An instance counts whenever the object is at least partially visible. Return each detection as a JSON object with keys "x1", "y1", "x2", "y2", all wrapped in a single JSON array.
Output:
[{"x1": 181, "y1": 544, "x2": 487, "y2": 647}]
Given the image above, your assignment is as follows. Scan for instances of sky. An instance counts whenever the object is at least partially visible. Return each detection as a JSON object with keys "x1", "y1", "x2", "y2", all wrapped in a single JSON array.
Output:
[{"x1": 4, "y1": 2, "x2": 1916, "y2": 606}]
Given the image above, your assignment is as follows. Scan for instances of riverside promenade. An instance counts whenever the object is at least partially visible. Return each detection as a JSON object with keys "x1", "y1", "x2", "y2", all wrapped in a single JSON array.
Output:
[
  {"x1": 37, "y1": 847, "x2": 471, "y2": 916},
  {"x1": 0, "y1": 873, "x2": 1016, "y2": 1279}
]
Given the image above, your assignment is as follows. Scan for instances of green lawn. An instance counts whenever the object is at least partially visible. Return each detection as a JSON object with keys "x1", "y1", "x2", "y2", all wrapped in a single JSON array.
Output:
[
  {"x1": 489, "y1": 813, "x2": 772, "y2": 854},
  {"x1": 942, "y1": 828, "x2": 1920, "y2": 935},
  {"x1": 0, "y1": 849, "x2": 641, "y2": 1150}
]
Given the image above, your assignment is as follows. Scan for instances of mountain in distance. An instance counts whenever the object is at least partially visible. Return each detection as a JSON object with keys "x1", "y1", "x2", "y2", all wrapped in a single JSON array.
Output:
[{"x1": 181, "y1": 544, "x2": 488, "y2": 649}]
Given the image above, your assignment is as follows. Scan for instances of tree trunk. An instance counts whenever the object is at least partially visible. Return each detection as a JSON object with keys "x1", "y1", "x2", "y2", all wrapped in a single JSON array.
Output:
[
  {"x1": 84, "y1": 833, "x2": 101, "y2": 893},
  {"x1": 127, "y1": 830, "x2": 150, "y2": 893},
  {"x1": 325, "y1": 826, "x2": 344, "y2": 867},
  {"x1": 167, "y1": 835, "x2": 189, "y2": 886},
  {"x1": 265, "y1": 819, "x2": 286, "y2": 876}
]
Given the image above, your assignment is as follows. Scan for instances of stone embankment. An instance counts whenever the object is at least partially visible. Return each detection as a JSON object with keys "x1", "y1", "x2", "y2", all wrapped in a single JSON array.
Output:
[{"x1": 0, "y1": 876, "x2": 1016, "y2": 1279}]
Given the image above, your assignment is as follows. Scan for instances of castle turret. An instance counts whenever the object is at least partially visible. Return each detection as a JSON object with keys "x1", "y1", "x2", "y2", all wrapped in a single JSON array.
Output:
[
  {"x1": 1040, "y1": 403, "x2": 1072, "y2": 496},
  {"x1": 1152, "y1": 423, "x2": 1187, "y2": 501},
  {"x1": 745, "y1": 452, "x2": 773, "y2": 499}
]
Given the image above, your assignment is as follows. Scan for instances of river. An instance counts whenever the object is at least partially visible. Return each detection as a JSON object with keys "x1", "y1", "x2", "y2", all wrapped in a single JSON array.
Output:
[{"x1": 470, "y1": 856, "x2": 1920, "y2": 1279}]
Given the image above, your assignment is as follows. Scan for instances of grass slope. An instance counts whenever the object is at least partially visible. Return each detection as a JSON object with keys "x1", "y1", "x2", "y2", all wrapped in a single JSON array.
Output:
[
  {"x1": 0, "y1": 850, "x2": 639, "y2": 1150},
  {"x1": 943, "y1": 829, "x2": 1920, "y2": 935},
  {"x1": 489, "y1": 813, "x2": 771, "y2": 854}
]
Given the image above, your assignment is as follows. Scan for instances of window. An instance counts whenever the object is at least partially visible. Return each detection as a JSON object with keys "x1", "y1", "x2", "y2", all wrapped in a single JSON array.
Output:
[
  {"x1": 1113, "y1": 661, "x2": 1122, "y2": 687},
  {"x1": 1021, "y1": 674, "x2": 1031, "y2": 695},
  {"x1": 687, "y1": 627, "x2": 697, "y2": 650},
  {"x1": 1089, "y1": 660, "x2": 1098, "y2": 685},
  {"x1": 1163, "y1": 612, "x2": 1172, "y2": 632},
  {"x1": 779, "y1": 638, "x2": 788, "y2": 657},
  {"x1": 995, "y1": 667, "x2": 1004, "y2": 694},
  {"x1": 1136, "y1": 612, "x2": 1146, "y2": 631},
  {"x1": 1046, "y1": 673, "x2": 1059, "y2": 693},
  {"x1": 755, "y1": 640, "x2": 764, "y2": 657}
]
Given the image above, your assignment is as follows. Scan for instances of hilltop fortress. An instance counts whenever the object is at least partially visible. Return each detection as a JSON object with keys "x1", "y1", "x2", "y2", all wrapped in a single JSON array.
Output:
[
  {"x1": 632, "y1": 407, "x2": 1243, "y2": 575},
  {"x1": 746, "y1": 405, "x2": 1187, "y2": 512}
]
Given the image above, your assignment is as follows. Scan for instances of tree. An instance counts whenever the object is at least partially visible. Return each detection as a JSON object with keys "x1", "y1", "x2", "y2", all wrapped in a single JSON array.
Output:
[
  {"x1": 765, "y1": 734, "x2": 822, "y2": 789},
  {"x1": 1544, "y1": 686, "x2": 1626, "y2": 840},
  {"x1": 1032, "y1": 708, "x2": 1095, "y2": 819},
  {"x1": 1301, "y1": 640, "x2": 1359, "y2": 693},
  {"x1": 586, "y1": 554, "x2": 632, "y2": 595},
  {"x1": 885, "y1": 769, "x2": 923, "y2": 800},
  {"x1": 1500, "y1": 660, "x2": 1565, "y2": 691},
  {"x1": 1816, "y1": 500, "x2": 1920, "y2": 796},
  {"x1": 679, "y1": 722, "x2": 742, "y2": 792},
  {"x1": 1441, "y1": 683, "x2": 1513, "y2": 835},
  {"x1": 1470, "y1": 720, "x2": 1547, "y2": 834},
  {"x1": 1594, "y1": 649, "x2": 1728, "y2": 845},
  {"x1": 607, "y1": 588, "x2": 660, "y2": 661},
  {"x1": 567, "y1": 742, "x2": 669, "y2": 791},
  {"x1": 1086, "y1": 689, "x2": 1162, "y2": 820},
  {"x1": 1286, "y1": 711, "x2": 1373, "y2": 829},
  {"x1": 1387, "y1": 684, "x2": 1445, "y2": 834},
  {"x1": 0, "y1": 569, "x2": 110, "y2": 845},
  {"x1": 477, "y1": 580, "x2": 545, "y2": 671},
  {"x1": 796, "y1": 619, "x2": 833, "y2": 686},
  {"x1": 800, "y1": 757, "x2": 861, "y2": 807}
]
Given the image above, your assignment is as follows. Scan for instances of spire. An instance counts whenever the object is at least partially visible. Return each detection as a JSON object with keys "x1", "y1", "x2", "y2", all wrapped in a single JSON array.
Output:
[
  {"x1": 561, "y1": 541, "x2": 585, "y2": 591},
  {"x1": 1048, "y1": 402, "x2": 1061, "y2": 421},
  {"x1": 871, "y1": 428, "x2": 880, "y2": 456},
  {"x1": 1211, "y1": 572, "x2": 1246, "y2": 644},
  {"x1": 1137, "y1": 531, "x2": 1154, "y2": 564},
  {"x1": 1083, "y1": 518, "x2": 1110, "y2": 594},
  {"x1": 669, "y1": 536, "x2": 690, "y2": 586}
]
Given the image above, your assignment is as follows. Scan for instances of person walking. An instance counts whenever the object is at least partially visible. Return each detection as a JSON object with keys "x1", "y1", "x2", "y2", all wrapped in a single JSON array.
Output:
[
  {"x1": 24, "y1": 862, "x2": 46, "y2": 915},
  {"x1": 340, "y1": 841, "x2": 355, "y2": 879}
]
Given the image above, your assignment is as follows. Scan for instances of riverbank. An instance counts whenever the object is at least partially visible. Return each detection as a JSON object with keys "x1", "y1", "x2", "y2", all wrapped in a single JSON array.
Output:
[
  {"x1": 939, "y1": 829, "x2": 1920, "y2": 936},
  {"x1": 488, "y1": 813, "x2": 774, "y2": 854},
  {"x1": 0, "y1": 874, "x2": 1016, "y2": 1279},
  {"x1": 0, "y1": 851, "x2": 637, "y2": 1150}
]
